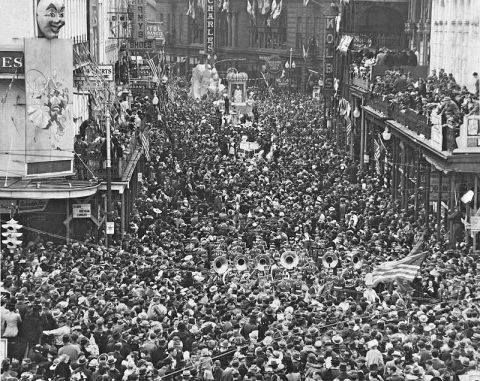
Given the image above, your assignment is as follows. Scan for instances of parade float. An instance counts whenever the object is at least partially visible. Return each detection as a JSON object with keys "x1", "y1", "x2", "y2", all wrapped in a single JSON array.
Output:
[{"x1": 190, "y1": 64, "x2": 222, "y2": 99}]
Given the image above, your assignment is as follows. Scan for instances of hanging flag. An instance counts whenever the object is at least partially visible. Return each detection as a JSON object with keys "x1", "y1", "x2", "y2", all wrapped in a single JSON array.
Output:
[
  {"x1": 247, "y1": 0, "x2": 256, "y2": 24},
  {"x1": 147, "y1": 58, "x2": 158, "y2": 79},
  {"x1": 302, "y1": 44, "x2": 309, "y2": 61},
  {"x1": 139, "y1": 131, "x2": 151, "y2": 161},
  {"x1": 270, "y1": 0, "x2": 278, "y2": 17},
  {"x1": 198, "y1": 0, "x2": 206, "y2": 11},
  {"x1": 222, "y1": 0, "x2": 230, "y2": 12},
  {"x1": 365, "y1": 251, "x2": 427, "y2": 287},
  {"x1": 374, "y1": 139, "x2": 381, "y2": 175},
  {"x1": 272, "y1": 0, "x2": 282, "y2": 19},
  {"x1": 186, "y1": 0, "x2": 196, "y2": 19},
  {"x1": 345, "y1": 116, "x2": 352, "y2": 137},
  {"x1": 257, "y1": 0, "x2": 264, "y2": 12},
  {"x1": 261, "y1": 0, "x2": 270, "y2": 14},
  {"x1": 303, "y1": 0, "x2": 310, "y2": 5}
]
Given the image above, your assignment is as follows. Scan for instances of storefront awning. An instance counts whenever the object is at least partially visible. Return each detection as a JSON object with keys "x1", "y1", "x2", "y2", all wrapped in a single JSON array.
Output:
[{"x1": 423, "y1": 154, "x2": 450, "y2": 174}]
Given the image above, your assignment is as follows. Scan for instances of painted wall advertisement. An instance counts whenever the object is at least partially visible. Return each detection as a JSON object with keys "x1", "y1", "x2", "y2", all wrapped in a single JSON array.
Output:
[
  {"x1": 323, "y1": 16, "x2": 336, "y2": 94},
  {"x1": 24, "y1": 38, "x2": 74, "y2": 176},
  {"x1": 204, "y1": 0, "x2": 216, "y2": 54}
]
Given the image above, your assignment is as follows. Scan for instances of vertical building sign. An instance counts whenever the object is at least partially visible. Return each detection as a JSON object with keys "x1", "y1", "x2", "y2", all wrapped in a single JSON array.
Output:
[
  {"x1": 205, "y1": 0, "x2": 216, "y2": 54},
  {"x1": 133, "y1": 0, "x2": 145, "y2": 41},
  {"x1": 323, "y1": 16, "x2": 336, "y2": 94}
]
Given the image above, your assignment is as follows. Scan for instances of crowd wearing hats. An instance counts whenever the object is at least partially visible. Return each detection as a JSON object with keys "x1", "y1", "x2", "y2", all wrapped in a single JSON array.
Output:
[{"x1": 2, "y1": 79, "x2": 480, "y2": 381}]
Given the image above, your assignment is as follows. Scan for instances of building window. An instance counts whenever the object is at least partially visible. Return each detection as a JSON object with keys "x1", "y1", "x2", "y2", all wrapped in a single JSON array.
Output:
[
  {"x1": 296, "y1": 17, "x2": 303, "y2": 49},
  {"x1": 188, "y1": 10, "x2": 204, "y2": 44},
  {"x1": 249, "y1": 12, "x2": 287, "y2": 49}
]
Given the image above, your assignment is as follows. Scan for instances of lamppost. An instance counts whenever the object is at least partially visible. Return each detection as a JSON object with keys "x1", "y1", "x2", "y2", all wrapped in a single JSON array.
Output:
[{"x1": 284, "y1": 48, "x2": 296, "y2": 92}]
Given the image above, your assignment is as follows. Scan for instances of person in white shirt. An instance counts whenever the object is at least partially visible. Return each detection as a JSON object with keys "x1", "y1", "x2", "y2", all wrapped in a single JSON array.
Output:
[{"x1": 43, "y1": 317, "x2": 71, "y2": 347}]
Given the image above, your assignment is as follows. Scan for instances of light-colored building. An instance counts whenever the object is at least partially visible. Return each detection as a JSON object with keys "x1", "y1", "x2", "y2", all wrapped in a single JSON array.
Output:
[{"x1": 430, "y1": 0, "x2": 480, "y2": 90}]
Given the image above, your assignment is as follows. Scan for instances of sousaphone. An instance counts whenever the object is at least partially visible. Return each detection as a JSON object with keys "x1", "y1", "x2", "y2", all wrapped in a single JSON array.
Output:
[
  {"x1": 255, "y1": 254, "x2": 270, "y2": 271},
  {"x1": 213, "y1": 256, "x2": 229, "y2": 274},
  {"x1": 234, "y1": 255, "x2": 249, "y2": 272},
  {"x1": 322, "y1": 252, "x2": 338, "y2": 269},
  {"x1": 280, "y1": 251, "x2": 299, "y2": 270}
]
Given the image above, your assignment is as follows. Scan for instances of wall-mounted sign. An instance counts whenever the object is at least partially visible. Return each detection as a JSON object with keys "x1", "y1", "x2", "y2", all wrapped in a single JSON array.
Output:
[
  {"x1": 73, "y1": 204, "x2": 91, "y2": 218},
  {"x1": 106, "y1": 221, "x2": 115, "y2": 235},
  {"x1": 131, "y1": 0, "x2": 145, "y2": 41},
  {"x1": 128, "y1": 40, "x2": 153, "y2": 51},
  {"x1": 0, "y1": 51, "x2": 24, "y2": 74},
  {"x1": 323, "y1": 16, "x2": 336, "y2": 94},
  {"x1": 204, "y1": 0, "x2": 216, "y2": 54},
  {"x1": 98, "y1": 65, "x2": 114, "y2": 81},
  {"x1": 146, "y1": 22, "x2": 165, "y2": 40}
]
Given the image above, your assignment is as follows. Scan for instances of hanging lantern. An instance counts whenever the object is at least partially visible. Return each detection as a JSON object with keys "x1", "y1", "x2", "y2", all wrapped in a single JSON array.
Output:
[
  {"x1": 353, "y1": 107, "x2": 361, "y2": 118},
  {"x1": 152, "y1": 92, "x2": 159, "y2": 105},
  {"x1": 382, "y1": 127, "x2": 391, "y2": 141}
]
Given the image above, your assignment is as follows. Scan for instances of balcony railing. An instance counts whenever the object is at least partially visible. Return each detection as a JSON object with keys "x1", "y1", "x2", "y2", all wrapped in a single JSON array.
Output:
[
  {"x1": 367, "y1": 95, "x2": 431, "y2": 139},
  {"x1": 75, "y1": 131, "x2": 145, "y2": 181}
]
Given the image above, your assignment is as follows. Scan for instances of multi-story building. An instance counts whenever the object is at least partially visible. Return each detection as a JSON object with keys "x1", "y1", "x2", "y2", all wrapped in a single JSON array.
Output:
[
  {"x1": 429, "y1": 0, "x2": 480, "y2": 90},
  {"x1": 146, "y1": 0, "x2": 336, "y2": 92},
  {"x1": 0, "y1": 0, "x2": 145, "y2": 244},
  {"x1": 337, "y1": 0, "x2": 480, "y2": 250}
]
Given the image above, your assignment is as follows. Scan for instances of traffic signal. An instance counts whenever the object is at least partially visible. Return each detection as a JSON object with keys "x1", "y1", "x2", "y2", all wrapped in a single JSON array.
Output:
[{"x1": 2, "y1": 218, "x2": 23, "y2": 253}]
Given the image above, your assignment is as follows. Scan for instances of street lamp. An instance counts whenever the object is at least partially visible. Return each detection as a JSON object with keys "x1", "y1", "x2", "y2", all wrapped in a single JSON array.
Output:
[{"x1": 285, "y1": 48, "x2": 296, "y2": 91}]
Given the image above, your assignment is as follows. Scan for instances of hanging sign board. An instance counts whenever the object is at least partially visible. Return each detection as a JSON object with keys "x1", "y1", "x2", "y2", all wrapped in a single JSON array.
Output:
[
  {"x1": 106, "y1": 221, "x2": 115, "y2": 235},
  {"x1": 73, "y1": 204, "x2": 91, "y2": 218}
]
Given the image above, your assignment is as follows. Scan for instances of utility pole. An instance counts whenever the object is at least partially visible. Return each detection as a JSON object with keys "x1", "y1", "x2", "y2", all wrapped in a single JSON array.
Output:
[{"x1": 105, "y1": 99, "x2": 113, "y2": 248}]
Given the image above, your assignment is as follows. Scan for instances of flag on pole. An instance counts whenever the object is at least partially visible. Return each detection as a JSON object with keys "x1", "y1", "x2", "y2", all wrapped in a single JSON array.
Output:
[
  {"x1": 147, "y1": 58, "x2": 158, "y2": 79},
  {"x1": 365, "y1": 251, "x2": 427, "y2": 287},
  {"x1": 139, "y1": 131, "x2": 151, "y2": 161},
  {"x1": 303, "y1": 0, "x2": 310, "y2": 5}
]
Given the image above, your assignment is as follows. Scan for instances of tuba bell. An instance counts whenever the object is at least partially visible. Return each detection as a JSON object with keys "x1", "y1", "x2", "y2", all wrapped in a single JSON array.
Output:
[
  {"x1": 322, "y1": 252, "x2": 338, "y2": 269},
  {"x1": 213, "y1": 256, "x2": 229, "y2": 274},
  {"x1": 280, "y1": 251, "x2": 299, "y2": 270},
  {"x1": 351, "y1": 252, "x2": 363, "y2": 270},
  {"x1": 255, "y1": 254, "x2": 270, "y2": 271},
  {"x1": 234, "y1": 255, "x2": 249, "y2": 272}
]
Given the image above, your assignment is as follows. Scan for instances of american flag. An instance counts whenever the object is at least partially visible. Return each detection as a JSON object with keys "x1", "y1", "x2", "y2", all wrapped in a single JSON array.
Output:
[
  {"x1": 345, "y1": 116, "x2": 352, "y2": 137},
  {"x1": 146, "y1": 58, "x2": 158, "y2": 79},
  {"x1": 374, "y1": 139, "x2": 381, "y2": 174},
  {"x1": 139, "y1": 131, "x2": 151, "y2": 161},
  {"x1": 365, "y1": 234, "x2": 426, "y2": 287}
]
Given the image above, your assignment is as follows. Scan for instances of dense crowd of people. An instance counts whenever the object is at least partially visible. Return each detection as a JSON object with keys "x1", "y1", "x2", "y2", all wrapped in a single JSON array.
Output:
[{"x1": 1, "y1": 78, "x2": 480, "y2": 381}]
